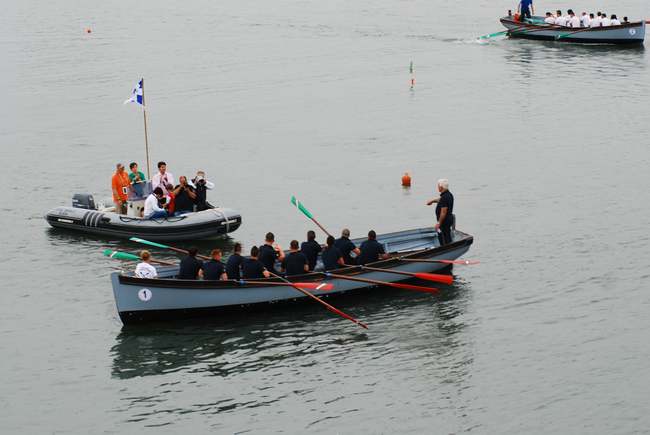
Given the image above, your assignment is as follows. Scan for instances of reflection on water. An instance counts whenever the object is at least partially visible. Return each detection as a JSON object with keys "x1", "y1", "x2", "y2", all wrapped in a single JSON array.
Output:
[{"x1": 111, "y1": 283, "x2": 473, "y2": 382}]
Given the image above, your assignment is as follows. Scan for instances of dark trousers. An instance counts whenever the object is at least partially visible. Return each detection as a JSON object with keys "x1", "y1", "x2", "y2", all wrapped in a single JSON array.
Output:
[
  {"x1": 520, "y1": 6, "x2": 531, "y2": 20},
  {"x1": 438, "y1": 225, "x2": 453, "y2": 246}
]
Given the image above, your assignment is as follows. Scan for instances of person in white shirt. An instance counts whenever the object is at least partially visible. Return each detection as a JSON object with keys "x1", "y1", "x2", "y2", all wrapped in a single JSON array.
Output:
[
  {"x1": 580, "y1": 12, "x2": 590, "y2": 27},
  {"x1": 601, "y1": 13, "x2": 611, "y2": 26},
  {"x1": 544, "y1": 12, "x2": 555, "y2": 24},
  {"x1": 151, "y1": 161, "x2": 175, "y2": 196},
  {"x1": 554, "y1": 10, "x2": 567, "y2": 26},
  {"x1": 590, "y1": 12, "x2": 602, "y2": 28},
  {"x1": 567, "y1": 10, "x2": 580, "y2": 28},
  {"x1": 610, "y1": 15, "x2": 621, "y2": 26},
  {"x1": 144, "y1": 187, "x2": 168, "y2": 219},
  {"x1": 135, "y1": 250, "x2": 158, "y2": 279}
]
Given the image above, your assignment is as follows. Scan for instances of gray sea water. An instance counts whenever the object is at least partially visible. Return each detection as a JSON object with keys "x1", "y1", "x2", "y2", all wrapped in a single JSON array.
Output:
[{"x1": 2, "y1": 0, "x2": 650, "y2": 433}]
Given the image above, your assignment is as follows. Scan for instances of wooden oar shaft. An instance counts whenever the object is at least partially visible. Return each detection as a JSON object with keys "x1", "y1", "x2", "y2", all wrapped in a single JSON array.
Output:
[
  {"x1": 400, "y1": 258, "x2": 479, "y2": 265},
  {"x1": 556, "y1": 26, "x2": 594, "y2": 39},
  {"x1": 268, "y1": 272, "x2": 368, "y2": 329},
  {"x1": 311, "y1": 217, "x2": 332, "y2": 237},
  {"x1": 322, "y1": 272, "x2": 439, "y2": 294},
  {"x1": 348, "y1": 264, "x2": 453, "y2": 285}
]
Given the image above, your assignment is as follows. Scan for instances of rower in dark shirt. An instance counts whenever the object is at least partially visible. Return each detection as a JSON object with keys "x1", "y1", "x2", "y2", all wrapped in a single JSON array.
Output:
[
  {"x1": 225, "y1": 242, "x2": 244, "y2": 280},
  {"x1": 203, "y1": 249, "x2": 227, "y2": 280},
  {"x1": 258, "y1": 232, "x2": 285, "y2": 274},
  {"x1": 334, "y1": 228, "x2": 361, "y2": 265},
  {"x1": 178, "y1": 247, "x2": 203, "y2": 279},
  {"x1": 282, "y1": 240, "x2": 309, "y2": 276},
  {"x1": 356, "y1": 230, "x2": 389, "y2": 265},
  {"x1": 426, "y1": 178, "x2": 455, "y2": 246},
  {"x1": 321, "y1": 235, "x2": 344, "y2": 270},
  {"x1": 300, "y1": 230, "x2": 322, "y2": 271},
  {"x1": 242, "y1": 246, "x2": 271, "y2": 279}
]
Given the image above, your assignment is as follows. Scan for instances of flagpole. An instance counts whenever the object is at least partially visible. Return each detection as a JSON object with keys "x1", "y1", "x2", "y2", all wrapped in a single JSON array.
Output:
[{"x1": 141, "y1": 78, "x2": 151, "y2": 179}]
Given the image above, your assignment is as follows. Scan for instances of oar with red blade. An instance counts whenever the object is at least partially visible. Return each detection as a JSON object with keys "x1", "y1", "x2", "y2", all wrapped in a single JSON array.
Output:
[
  {"x1": 237, "y1": 280, "x2": 334, "y2": 291},
  {"x1": 268, "y1": 271, "x2": 368, "y2": 329},
  {"x1": 399, "y1": 258, "x2": 480, "y2": 266},
  {"x1": 321, "y1": 272, "x2": 439, "y2": 294},
  {"x1": 345, "y1": 264, "x2": 453, "y2": 285}
]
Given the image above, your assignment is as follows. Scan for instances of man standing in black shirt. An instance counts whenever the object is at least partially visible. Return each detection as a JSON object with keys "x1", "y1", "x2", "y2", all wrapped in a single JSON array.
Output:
[
  {"x1": 357, "y1": 230, "x2": 389, "y2": 265},
  {"x1": 300, "y1": 230, "x2": 322, "y2": 271},
  {"x1": 172, "y1": 176, "x2": 197, "y2": 214},
  {"x1": 226, "y1": 242, "x2": 244, "y2": 280},
  {"x1": 203, "y1": 249, "x2": 227, "y2": 280},
  {"x1": 242, "y1": 246, "x2": 271, "y2": 279},
  {"x1": 258, "y1": 232, "x2": 285, "y2": 274},
  {"x1": 334, "y1": 228, "x2": 361, "y2": 265},
  {"x1": 282, "y1": 240, "x2": 309, "y2": 276},
  {"x1": 426, "y1": 178, "x2": 455, "y2": 246},
  {"x1": 322, "y1": 235, "x2": 344, "y2": 270},
  {"x1": 178, "y1": 247, "x2": 203, "y2": 279}
]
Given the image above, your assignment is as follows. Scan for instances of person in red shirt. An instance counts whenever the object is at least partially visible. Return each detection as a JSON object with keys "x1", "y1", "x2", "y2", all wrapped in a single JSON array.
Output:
[{"x1": 111, "y1": 163, "x2": 131, "y2": 214}]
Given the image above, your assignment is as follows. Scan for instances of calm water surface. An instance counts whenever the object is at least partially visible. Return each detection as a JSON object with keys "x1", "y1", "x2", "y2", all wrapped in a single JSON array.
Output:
[{"x1": 2, "y1": 0, "x2": 650, "y2": 433}]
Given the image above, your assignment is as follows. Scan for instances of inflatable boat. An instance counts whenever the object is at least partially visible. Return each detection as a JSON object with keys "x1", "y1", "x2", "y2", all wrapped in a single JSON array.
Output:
[{"x1": 45, "y1": 192, "x2": 242, "y2": 241}]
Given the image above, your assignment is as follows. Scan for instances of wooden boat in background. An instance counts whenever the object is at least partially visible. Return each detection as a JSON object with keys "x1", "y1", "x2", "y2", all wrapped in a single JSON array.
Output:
[
  {"x1": 111, "y1": 227, "x2": 474, "y2": 325},
  {"x1": 500, "y1": 16, "x2": 645, "y2": 45}
]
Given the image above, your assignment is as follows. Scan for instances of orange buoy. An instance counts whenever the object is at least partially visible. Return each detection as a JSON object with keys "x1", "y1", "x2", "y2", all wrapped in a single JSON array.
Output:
[{"x1": 401, "y1": 172, "x2": 411, "y2": 187}]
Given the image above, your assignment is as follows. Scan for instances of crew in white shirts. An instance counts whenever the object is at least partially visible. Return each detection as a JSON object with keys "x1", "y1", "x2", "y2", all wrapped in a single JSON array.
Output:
[
  {"x1": 601, "y1": 13, "x2": 611, "y2": 26},
  {"x1": 135, "y1": 250, "x2": 158, "y2": 279},
  {"x1": 610, "y1": 15, "x2": 621, "y2": 26},
  {"x1": 151, "y1": 161, "x2": 175, "y2": 196},
  {"x1": 567, "y1": 10, "x2": 580, "y2": 28},
  {"x1": 554, "y1": 10, "x2": 567, "y2": 26},
  {"x1": 590, "y1": 12, "x2": 602, "y2": 28},
  {"x1": 544, "y1": 12, "x2": 555, "y2": 24},
  {"x1": 580, "y1": 12, "x2": 591, "y2": 27}
]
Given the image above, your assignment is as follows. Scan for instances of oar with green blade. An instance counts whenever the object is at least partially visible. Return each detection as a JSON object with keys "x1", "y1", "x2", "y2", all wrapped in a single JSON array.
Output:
[
  {"x1": 103, "y1": 249, "x2": 176, "y2": 265},
  {"x1": 128, "y1": 237, "x2": 195, "y2": 257},
  {"x1": 290, "y1": 196, "x2": 332, "y2": 237}
]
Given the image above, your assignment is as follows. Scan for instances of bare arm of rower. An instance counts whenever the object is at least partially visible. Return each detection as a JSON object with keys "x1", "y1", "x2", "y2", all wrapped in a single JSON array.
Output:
[
  {"x1": 337, "y1": 256, "x2": 345, "y2": 266},
  {"x1": 426, "y1": 197, "x2": 440, "y2": 206},
  {"x1": 275, "y1": 244, "x2": 285, "y2": 261}
]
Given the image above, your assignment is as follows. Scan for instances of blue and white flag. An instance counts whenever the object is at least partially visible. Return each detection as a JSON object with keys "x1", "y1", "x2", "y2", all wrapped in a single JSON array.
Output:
[{"x1": 124, "y1": 79, "x2": 144, "y2": 105}]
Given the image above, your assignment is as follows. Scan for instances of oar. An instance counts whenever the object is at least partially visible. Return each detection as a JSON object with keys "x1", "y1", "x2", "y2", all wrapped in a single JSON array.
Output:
[
  {"x1": 321, "y1": 272, "x2": 439, "y2": 294},
  {"x1": 477, "y1": 23, "x2": 542, "y2": 40},
  {"x1": 555, "y1": 26, "x2": 594, "y2": 40},
  {"x1": 129, "y1": 237, "x2": 195, "y2": 257},
  {"x1": 290, "y1": 196, "x2": 332, "y2": 237},
  {"x1": 478, "y1": 29, "x2": 511, "y2": 39},
  {"x1": 103, "y1": 249, "x2": 175, "y2": 266},
  {"x1": 130, "y1": 236, "x2": 366, "y2": 329},
  {"x1": 399, "y1": 258, "x2": 480, "y2": 265},
  {"x1": 236, "y1": 280, "x2": 334, "y2": 290},
  {"x1": 268, "y1": 271, "x2": 368, "y2": 329},
  {"x1": 345, "y1": 264, "x2": 453, "y2": 285}
]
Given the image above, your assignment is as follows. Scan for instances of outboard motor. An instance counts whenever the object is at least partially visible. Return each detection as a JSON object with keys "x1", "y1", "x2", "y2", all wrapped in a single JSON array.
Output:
[{"x1": 72, "y1": 193, "x2": 96, "y2": 210}]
